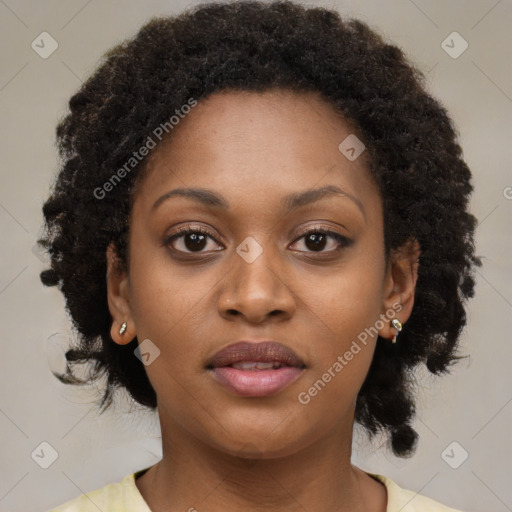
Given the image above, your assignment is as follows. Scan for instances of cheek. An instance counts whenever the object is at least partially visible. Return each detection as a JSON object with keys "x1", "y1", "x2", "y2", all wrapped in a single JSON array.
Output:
[
  {"x1": 127, "y1": 240, "x2": 220, "y2": 390},
  {"x1": 128, "y1": 239, "x2": 205, "y2": 339},
  {"x1": 302, "y1": 254, "x2": 384, "y2": 346},
  {"x1": 294, "y1": 255, "x2": 383, "y2": 401}
]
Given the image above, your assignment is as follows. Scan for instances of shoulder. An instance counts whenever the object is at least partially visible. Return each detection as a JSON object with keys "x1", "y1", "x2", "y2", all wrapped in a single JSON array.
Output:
[
  {"x1": 368, "y1": 473, "x2": 464, "y2": 512},
  {"x1": 47, "y1": 472, "x2": 151, "y2": 512}
]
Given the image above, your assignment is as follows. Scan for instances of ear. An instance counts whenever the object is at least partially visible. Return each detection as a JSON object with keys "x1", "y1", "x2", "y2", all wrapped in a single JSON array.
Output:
[
  {"x1": 378, "y1": 238, "x2": 421, "y2": 341},
  {"x1": 106, "y1": 242, "x2": 136, "y2": 345}
]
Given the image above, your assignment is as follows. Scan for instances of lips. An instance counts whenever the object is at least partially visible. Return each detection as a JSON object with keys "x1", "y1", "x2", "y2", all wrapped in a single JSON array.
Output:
[
  {"x1": 206, "y1": 341, "x2": 306, "y2": 397},
  {"x1": 206, "y1": 341, "x2": 306, "y2": 369}
]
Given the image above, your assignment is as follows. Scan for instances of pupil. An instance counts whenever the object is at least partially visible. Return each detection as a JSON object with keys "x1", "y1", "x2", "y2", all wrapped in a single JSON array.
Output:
[
  {"x1": 306, "y1": 233, "x2": 326, "y2": 251},
  {"x1": 186, "y1": 233, "x2": 207, "y2": 251}
]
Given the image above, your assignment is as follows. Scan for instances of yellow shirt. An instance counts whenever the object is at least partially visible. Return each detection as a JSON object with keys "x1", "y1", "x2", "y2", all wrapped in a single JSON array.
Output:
[{"x1": 48, "y1": 468, "x2": 463, "y2": 511}]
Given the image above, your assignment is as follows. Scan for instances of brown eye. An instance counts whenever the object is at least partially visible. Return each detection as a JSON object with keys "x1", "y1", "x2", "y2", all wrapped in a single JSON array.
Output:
[
  {"x1": 290, "y1": 228, "x2": 351, "y2": 253},
  {"x1": 165, "y1": 225, "x2": 222, "y2": 253}
]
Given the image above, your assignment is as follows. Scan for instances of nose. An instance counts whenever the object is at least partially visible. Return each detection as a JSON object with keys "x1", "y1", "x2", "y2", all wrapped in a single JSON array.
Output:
[{"x1": 217, "y1": 247, "x2": 296, "y2": 324}]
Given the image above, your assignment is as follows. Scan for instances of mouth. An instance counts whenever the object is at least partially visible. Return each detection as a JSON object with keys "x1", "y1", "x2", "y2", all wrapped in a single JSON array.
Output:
[{"x1": 206, "y1": 341, "x2": 306, "y2": 397}]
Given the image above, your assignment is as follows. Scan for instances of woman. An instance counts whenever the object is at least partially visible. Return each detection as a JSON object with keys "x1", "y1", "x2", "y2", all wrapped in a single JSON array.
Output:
[{"x1": 39, "y1": 1, "x2": 480, "y2": 510}]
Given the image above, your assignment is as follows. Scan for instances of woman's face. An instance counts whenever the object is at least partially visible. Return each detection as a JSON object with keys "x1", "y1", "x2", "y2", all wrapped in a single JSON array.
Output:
[{"x1": 108, "y1": 89, "x2": 405, "y2": 458}]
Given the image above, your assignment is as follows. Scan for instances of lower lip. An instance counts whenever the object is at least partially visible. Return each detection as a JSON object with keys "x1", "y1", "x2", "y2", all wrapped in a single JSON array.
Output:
[{"x1": 209, "y1": 366, "x2": 304, "y2": 397}]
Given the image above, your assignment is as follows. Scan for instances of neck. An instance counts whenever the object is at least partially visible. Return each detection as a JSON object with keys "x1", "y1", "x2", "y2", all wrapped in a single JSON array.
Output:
[{"x1": 135, "y1": 408, "x2": 387, "y2": 512}]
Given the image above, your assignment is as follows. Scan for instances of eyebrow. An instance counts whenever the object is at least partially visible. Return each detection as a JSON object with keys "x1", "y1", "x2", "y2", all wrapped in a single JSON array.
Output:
[{"x1": 152, "y1": 184, "x2": 366, "y2": 220}]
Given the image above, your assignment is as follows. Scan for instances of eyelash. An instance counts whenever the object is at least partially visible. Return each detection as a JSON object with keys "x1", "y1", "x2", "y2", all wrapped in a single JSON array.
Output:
[{"x1": 164, "y1": 224, "x2": 351, "y2": 256}]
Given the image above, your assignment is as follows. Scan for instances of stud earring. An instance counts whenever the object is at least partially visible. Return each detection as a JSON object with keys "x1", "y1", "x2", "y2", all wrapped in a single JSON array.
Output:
[
  {"x1": 391, "y1": 318, "x2": 402, "y2": 344},
  {"x1": 119, "y1": 321, "x2": 127, "y2": 335}
]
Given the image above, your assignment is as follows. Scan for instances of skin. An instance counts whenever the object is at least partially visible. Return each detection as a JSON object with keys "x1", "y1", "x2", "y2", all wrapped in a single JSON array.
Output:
[{"x1": 106, "y1": 89, "x2": 420, "y2": 512}]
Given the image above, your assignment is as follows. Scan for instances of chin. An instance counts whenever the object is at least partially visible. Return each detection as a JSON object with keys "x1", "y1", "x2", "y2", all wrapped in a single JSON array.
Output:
[{"x1": 206, "y1": 420, "x2": 312, "y2": 461}]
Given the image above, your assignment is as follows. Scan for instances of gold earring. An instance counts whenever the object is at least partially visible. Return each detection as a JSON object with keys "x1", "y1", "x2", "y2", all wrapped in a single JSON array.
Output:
[
  {"x1": 391, "y1": 318, "x2": 402, "y2": 344},
  {"x1": 119, "y1": 322, "x2": 127, "y2": 335}
]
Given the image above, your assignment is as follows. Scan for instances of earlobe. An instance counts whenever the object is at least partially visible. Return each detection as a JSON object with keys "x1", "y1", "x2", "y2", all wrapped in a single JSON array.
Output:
[
  {"x1": 106, "y1": 243, "x2": 136, "y2": 345},
  {"x1": 379, "y1": 238, "x2": 421, "y2": 342},
  {"x1": 110, "y1": 320, "x2": 134, "y2": 346}
]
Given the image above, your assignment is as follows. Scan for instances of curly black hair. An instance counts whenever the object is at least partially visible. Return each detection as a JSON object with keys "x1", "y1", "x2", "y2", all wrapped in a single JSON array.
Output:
[{"x1": 38, "y1": 0, "x2": 482, "y2": 458}]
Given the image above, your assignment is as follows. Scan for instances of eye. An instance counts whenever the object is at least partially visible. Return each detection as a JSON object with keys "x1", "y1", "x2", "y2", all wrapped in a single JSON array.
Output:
[
  {"x1": 289, "y1": 226, "x2": 351, "y2": 254},
  {"x1": 165, "y1": 225, "x2": 223, "y2": 254}
]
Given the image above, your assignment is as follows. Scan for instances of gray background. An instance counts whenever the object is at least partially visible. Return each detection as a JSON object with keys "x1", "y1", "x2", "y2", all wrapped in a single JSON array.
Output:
[{"x1": 1, "y1": 1, "x2": 511, "y2": 511}]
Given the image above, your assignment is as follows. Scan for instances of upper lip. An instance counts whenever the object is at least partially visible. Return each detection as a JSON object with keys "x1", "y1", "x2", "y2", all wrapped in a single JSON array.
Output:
[{"x1": 207, "y1": 341, "x2": 306, "y2": 369}]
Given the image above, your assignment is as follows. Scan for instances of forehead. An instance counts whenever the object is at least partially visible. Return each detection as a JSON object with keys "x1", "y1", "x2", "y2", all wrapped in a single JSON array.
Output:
[{"x1": 133, "y1": 89, "x2": 380, "y2": 218}]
